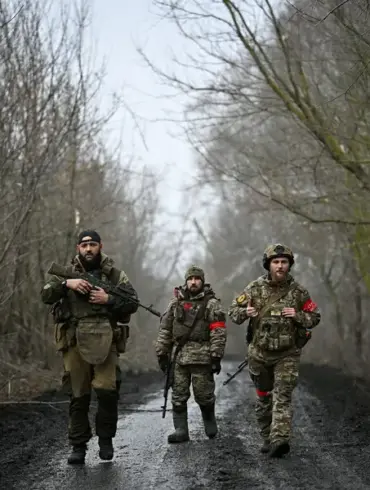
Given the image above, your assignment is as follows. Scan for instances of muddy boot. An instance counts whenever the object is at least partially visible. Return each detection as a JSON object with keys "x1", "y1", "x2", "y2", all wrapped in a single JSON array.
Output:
[
  {"x1": 67, "y1": 444, "x2": 87, "y2": 465},
  {"x1": 260, "y1": 439, "x2": 270, "y2": 454},
  {"x1": 167, "y1": 406, "x2": 189, "y2": 443},
  {"x1": 98, "y1": 437, "x2": 114, "y2": 461},
  {"x1": 200, "y1": 403, "x2": 218, "y2": 439},
  {"x1": 269, "y1": 440, "x2": 290, "y2": 458}
]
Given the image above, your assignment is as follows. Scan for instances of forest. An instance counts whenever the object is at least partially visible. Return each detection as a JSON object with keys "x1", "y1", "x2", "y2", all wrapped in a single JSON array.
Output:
[{"x1": 1, "y1": 0, "x2": 370, "y2": 400}]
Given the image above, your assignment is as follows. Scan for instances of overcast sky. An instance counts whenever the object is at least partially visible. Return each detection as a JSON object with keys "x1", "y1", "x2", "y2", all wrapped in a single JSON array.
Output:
[{"x1": 89, "y1": 1, "x2": 202, "y2": 266}]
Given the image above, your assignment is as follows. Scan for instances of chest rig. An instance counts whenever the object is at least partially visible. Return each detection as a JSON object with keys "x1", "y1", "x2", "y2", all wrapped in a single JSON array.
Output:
[
  {"x1": 66, "y1": 261, "x2": 118, "y2": 319},
  {"x1": 251, "y1": 283, "x2": 299, "y2": 352},
  {"x1": 173, "y1": 291, "x2": 214, "y2": 343}
]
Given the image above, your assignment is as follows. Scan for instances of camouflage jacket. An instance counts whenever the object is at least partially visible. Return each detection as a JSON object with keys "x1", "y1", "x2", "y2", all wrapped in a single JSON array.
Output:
[
  {"x1": 41, "y1": 253, "x2": 138, "y2": 321},
  {"x1": 155, "y1": 284, "x2": 227, "y2": 365},
  {"x1": 228, "y1": 274, "x2": 320, "y2": 354}
]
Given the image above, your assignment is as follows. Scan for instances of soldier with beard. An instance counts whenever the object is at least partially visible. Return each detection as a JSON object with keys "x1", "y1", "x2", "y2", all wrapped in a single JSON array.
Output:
[
  {"x1": 41, "y1": 230, "x2": 139, "y2": 464},
  {"x1": 228, "y1": 244, "x2": 321, "y2": 458},
  {"x1": 155, "y1": 266, "x2": 227, "y2": 443}
]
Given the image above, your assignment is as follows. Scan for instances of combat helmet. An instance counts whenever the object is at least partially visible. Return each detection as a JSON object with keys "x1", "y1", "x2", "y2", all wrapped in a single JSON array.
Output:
[
  {"x1": 262, "y1": 243, "x2": 294, "y2": 270},
  {"x1": 184, "y1": 265, "x2": 205, "y2": 282}
]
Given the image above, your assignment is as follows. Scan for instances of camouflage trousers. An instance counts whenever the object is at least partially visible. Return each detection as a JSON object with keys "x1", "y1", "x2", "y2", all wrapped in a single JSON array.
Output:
[
  {"x1": 62, "y1": 345, "x2": 121, "y2": 446},
  {"x1": 171, "y1": 363, "x2": 215, "y2": 409},
  {"x1": 248, "y1": 348, "x2": 300, "y2": 444}
]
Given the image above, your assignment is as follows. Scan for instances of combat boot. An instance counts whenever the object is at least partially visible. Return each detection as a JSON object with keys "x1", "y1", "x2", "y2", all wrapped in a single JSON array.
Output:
[
  {"x1": 200, "y1": 403, "x2": 218, "y2": 439},
  {"x1": 168, "y1": 406, "x2": 189, "y2": 443},
  {"x1": 98, "y1": 437, "x2": 114, "y2": 460},
  {"x1": 67, "y1": 444, "x2": 87, "y2": 465},
  {"x1": 269, "y1": 440, "x2": 290, "y2": 458},
  {"x1": 260, "y1": 439, "x2": 270, "y2": 454}
]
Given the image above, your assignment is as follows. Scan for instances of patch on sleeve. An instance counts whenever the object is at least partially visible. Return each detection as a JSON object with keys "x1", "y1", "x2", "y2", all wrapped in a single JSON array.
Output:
[
  {"x1": 302, "y1": 299, "x2": 317, "y2": 312},
  {"x1": 43, "y1": 284, "x2": 51, "y2": 289},
  {"x1": 119, "y1": 271, "x2": 129, "y2": 283},
  {"x1": 236, "y1": 293, "x2": 247, "y2": 305}
]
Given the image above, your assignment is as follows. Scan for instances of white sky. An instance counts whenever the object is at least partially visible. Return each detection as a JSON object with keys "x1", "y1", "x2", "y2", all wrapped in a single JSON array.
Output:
[
  {"x1": 89, "y1": 0, "x2": 204, "y2": 269},
  {"x1": 87, "y1": 0, "x2": 280, "y2": 273}
]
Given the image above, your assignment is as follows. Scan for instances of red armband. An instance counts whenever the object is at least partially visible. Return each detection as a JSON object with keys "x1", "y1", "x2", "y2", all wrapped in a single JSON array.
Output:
[
  {"x1": 209, "y1": 321, "x2": 226, "y2": 330},
  {"x1": 256, "y1": 389, "x2": 269, "y2": 397},
  {"x1": 302, "y1": 299, "x2": 317, "y2": 312}
]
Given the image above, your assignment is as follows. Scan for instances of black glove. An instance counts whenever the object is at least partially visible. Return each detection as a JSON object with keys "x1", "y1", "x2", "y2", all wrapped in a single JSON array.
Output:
[
  {"x1": 158, "y1": 354, "x2": 169, "y2": 373},
  {"x1": 211, "y1": 357, "x2": 221, "y2": 375}
]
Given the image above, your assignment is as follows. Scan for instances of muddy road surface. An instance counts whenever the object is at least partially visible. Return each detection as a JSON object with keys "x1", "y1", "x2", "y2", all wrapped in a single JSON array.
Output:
[{"x1": 1, "y1": 362, "x2": 370, "y2": 490}]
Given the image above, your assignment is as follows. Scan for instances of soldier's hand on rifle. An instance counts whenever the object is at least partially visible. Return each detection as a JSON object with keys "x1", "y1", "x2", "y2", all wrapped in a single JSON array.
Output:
[
  {"x1": 66, "y1": 279, "x2": 92, "y2": 295},
  {"x1": 89, "y1": 287, "x2": 109, "y2": 304},
  {"x1": 158, "y1": 354, "x2": 169, "y2": 373},
  {"x1": 211, "y1": 357, "x2": 221, "y2": 375},
  {"x1": 246, "y1": 299, "x2": 258, "y2": 318}
]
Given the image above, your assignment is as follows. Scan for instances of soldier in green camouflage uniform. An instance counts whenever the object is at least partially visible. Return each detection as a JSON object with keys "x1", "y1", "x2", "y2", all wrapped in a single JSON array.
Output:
[
  {"x1": 41, "y1": 230, "x2": 139, "y2": 464},
  {"x1": 228, "y1": 244, "x2": 320, "y2": 458},
  {"x1": 156, "y1": 266, "x2": 227, "y2": 443}
]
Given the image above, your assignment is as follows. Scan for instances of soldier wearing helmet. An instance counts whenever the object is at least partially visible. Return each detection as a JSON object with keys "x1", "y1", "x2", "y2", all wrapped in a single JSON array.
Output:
[
  {"x1": 228, "y1": 244, "x2": 320, "y2": 458},
  {"x1": 155, "y1": 265, "x2": 227, "y2": 443}
]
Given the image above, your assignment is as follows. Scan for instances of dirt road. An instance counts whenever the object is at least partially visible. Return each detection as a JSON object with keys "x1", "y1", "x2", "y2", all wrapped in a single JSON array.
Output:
[{"x1": 1, "y1": 363, "x2": 370, "y2": 489}]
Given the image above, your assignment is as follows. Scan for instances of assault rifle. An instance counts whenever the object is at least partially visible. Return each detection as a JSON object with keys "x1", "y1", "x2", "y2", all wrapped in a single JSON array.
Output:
[
  {"x1": 222, "y1": 359, "x2": 248, "y2": 386},
  {"x1": 47, "y1": 262, "x2": 161, "y2": 318},
  {"x1": 162, "y1": 341, "x2": 188, "y2": 418},
  {"x1": 160, "y1": 303, "x2": 202, "y2": 417},
  {"x1": 161, "y1": 352, "x2": 175, "y2": 418}
]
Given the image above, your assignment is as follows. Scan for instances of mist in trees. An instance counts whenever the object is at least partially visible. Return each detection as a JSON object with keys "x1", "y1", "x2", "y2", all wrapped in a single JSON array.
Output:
[
  {"x1": 2, "y1": 0, "x2": 370, "y2": 399},
  {"x1": 0, "y1": 0, "x2": 187, "y2": 398},
  {"x1": 145, "y1": 0, "x2": 370, "y2": 377}
]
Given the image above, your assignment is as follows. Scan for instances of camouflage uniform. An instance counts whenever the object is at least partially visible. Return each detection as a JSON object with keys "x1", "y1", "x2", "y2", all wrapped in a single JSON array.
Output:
[
  {"x1": 41, "y1": 252, "x2": 138, "y2": 462},
  {"x1": 228, "y1": 244, "x2": 320, "y2": 457},
  {"x1": 156, "y1": 266, "x2": 227, "y2": 442}
]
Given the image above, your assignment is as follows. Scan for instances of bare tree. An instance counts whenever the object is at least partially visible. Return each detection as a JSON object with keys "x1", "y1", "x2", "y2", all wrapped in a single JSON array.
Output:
[
  {"x1": 138, "y1": 0, "x2": 370, "y2": 376},
  {"x1": 0, "y1": 0, "x2": 177, "y2": 398}
]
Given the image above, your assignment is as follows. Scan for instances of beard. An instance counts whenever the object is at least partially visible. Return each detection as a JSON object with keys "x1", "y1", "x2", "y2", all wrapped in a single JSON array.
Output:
[
  {"x1": 79, "y1": 252, "x2": 102, "y2": 271},
  {"x1": 189, "y1": 285, "x2": 202, "y2": 296},
  {"x1": 270, "y1": 270, "x2": 288, "y2": 283}
]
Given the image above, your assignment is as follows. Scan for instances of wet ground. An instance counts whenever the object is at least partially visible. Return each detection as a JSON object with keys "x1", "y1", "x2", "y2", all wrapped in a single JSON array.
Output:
[{"x1": 1, "y1": 362, "x2": 370, "y2": 489}]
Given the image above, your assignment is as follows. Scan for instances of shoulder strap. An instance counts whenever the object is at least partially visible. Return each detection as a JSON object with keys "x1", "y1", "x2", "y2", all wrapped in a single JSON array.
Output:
[
  {"x1": 201, "y1": 292, "x2": 215, "y2": 320},
  {"x1": 109, "y1": 267, "x2": 121, "y2": 286},
  {"x1": 175, "y1": 295, "x2": 211, "y2": 350},
  {"x1": 101, "y1": 264, "x2": 121, "y2": 286},
  {"x1": 253, "y1": 282, "x2": 297, "y2": 325}
]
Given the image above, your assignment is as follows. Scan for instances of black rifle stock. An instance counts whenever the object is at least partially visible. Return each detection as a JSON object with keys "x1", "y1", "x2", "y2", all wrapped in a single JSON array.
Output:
[
  {"x1": 161, "y1": 341, "x2": 187, "y2": 418},
  {"x1": 222, "y1": 359, "x2": 249, "y2": 385},
  {"x1": 47, "y1": 262, "x2": 161, "y2": 318},
  {"x1": 161, "y1": 348, "x2": 178, "y2": 418}
]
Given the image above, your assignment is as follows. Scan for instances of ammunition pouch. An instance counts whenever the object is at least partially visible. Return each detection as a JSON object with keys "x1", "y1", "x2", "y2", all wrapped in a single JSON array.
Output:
[
  {"x1": 51, "y1": 298, "x2": 75, "y2": 352},
  {"x1": 175, "y1": 306, "x2": 185, "y2": 322},
  {"x1": 54, "y1": 322, "x2": 77, "y2": 352},
  {"x1": 112, "y1": 323, "x2": 130, "y2": 354},
  {"x1": 50, "y1": 297, "x2": 71, "y2": 323}
]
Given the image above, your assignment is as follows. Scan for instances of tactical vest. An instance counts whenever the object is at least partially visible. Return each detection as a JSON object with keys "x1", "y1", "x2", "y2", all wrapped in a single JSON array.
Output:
[
  {"x1": 252, "y1": 286, "x2": 298, "y2": 352},
  {"x1": 173, "y1": 293, "x2": 214, "y2": 343},
  {"x1": 66, "y1": 262, "x2": 118, "y2": 320},
  {"x1": 52, "y1": 261, "x2": 130, "y2": 357}
]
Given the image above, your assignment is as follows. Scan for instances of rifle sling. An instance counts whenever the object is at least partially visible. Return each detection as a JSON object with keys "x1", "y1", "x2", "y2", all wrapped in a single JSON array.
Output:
[
  {"x1": 250, "y1": 283, "x2": 297, "y2": 328},
  {"x1": 172, "y1": 295, "x2": 211, "y2": 357}
]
